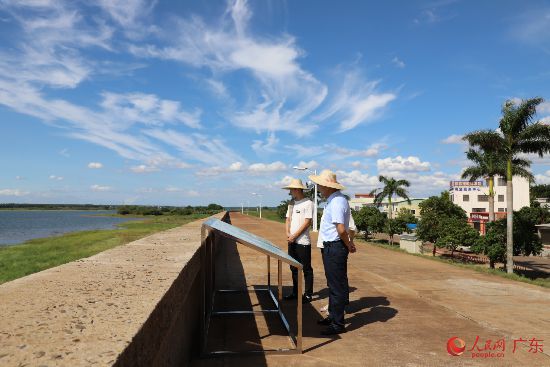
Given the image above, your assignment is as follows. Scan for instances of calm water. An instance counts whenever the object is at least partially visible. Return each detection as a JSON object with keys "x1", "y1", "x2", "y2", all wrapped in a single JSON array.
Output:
[{"x1": 0, "y1": 210, "x2": 142, "y2": 246}]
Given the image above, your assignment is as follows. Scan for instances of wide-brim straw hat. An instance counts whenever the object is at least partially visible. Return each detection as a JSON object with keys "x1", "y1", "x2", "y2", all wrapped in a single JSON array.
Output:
[
  {"x1": 309, "y1": 169, "x2": 345, "y2": 190},
  {"x1": 282, "y1": 178, "x2": 307, "y2": 190}
]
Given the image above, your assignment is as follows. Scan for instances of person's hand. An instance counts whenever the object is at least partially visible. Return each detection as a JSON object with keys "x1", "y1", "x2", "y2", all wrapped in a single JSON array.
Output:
[
  {"x1": 288, "y1": 234, "x2": 296, "y2": 243},
  {"x1": 348, "y1": 241, "x2": 357, "y2": 253}
]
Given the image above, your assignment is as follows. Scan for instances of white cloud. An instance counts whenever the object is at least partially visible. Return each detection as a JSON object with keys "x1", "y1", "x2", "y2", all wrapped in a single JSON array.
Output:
[
  {"x1": 129, "y1": 0, "x2": 328, "y2": 136},
  {"x1": 252, "y1": 133, "x2": 279, "y2": 154},
  {"x1": 316, "y1": 69, "x2": 396, "y2": 131},
  {"x1": 295, "y1": 160, "x2": 319, "y2": 170},
  {"x1": 336, "y1": 170, "x2": 379, "y2": 188},
  {"x1": 164, "y1": 187, "x2": 200, "y2": 197},
  {"x1": 49, "y1": 175, "x2": 64, "y2": 180},
  {"x1": 248, "y1": 161, "x2": 287, "y2": 173},
  {"x1": 196, "y1": 161, "x2": 288, "y2": 176},
  {"x1": 535, "y1": 170, "x2": 550, "y2": 184},
  {"x1": 284, "y1": 144, "x2": 325, "y2": 158},
  {"x1": 538, "y1": 101, "x2": 550, "y2": 114},
  {"x1": 130, "y1": 164, "x2": 159, "y2": 173},
  {"x1": 273, "y1": 175, "x2": 293, "y2": 187},
  {"x1": 59, "y1": 148, "x2": 70, "y2": 157},
  {"x1": 145, "y1": 129, "x2": 244, "y2": 166},
  {"x1": 90, "y1": 184, "x2": 112, "y2": 192},
  {"x1": 88, "y1": 162, "x2": 103, "y2": 169},
  {"x1": 15, "y1": 176, "x2": 25, "y2": 180},
  {"x1": 441, "y1": 134, "x2": 465, "y2": 144},
  {"x1": 392, "y1": 57, "x2": 405, "y2": 68},
  {"x1": 228, "y1": 162, "x2": 244, "y2": 171},
  {"x1": 377, "y1": 156, "x2": 431, "y2": 173},
  {"x1": 0, "y1": 188, "x2": 29, "y2": 196},
  {"x1": 326, "y1": 142, "x2": 388, "y2": 159}
]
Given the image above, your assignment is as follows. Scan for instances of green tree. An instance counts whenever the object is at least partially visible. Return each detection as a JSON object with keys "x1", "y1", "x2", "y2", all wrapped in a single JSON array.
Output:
[
  {"x1": 385, "y1": 218, "x2": 406, "y2": 245},
  {"x1": 277, "y1": 199, "x2": 291, "y2": 220},
  {"x1": 436, "y1": 217, "x2": 479, "y2": 256},
  {"x1": 395, "y1": 207, "x2": 418, "y2": 225},
  {"x1": 465, "y1": 97, "x2": 550, "y2": 273},
  {"x1": 353, "y1": 206, "x2": 386, "y2": 239},
  {"x1": 371, "y1": 176, "x2": 411, "y2": 219},
  {"x1": 417, "y1": 192, "x2": 467, "y2": 256},
  {"x1": 530, "y1": 184, "x2": 550, "y2": 202},
  {"x1": 472, "y1": 221, "x2": 507, "y2": 269}
]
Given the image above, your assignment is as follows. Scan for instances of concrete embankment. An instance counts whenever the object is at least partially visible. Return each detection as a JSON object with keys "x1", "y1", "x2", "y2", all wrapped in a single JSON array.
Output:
[{"x1": 0, "y1": 212, "x2": 229, "y2": 367}]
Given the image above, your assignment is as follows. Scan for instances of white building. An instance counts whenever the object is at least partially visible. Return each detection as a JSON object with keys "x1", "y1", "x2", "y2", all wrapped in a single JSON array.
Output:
[
  {"x1": 348, "y1": 193, "x2": 375, "y2": 210},
  {"x1": 450, "y1": 176, "x2": 530, "y2": 233}
]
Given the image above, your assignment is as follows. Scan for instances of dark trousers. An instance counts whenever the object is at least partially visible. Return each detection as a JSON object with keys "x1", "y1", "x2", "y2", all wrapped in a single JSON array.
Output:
[
  {"x1": 322, "y1": 240, "x2": 349, "y2": 328},
  {"x1": 288, "y1": 242, "x2": 313, "y2": 297}
]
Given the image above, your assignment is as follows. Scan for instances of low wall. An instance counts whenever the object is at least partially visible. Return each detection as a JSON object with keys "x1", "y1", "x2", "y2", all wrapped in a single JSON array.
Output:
[{"x1": 0, "y1": 212, "x2": 229, "y2": 367}]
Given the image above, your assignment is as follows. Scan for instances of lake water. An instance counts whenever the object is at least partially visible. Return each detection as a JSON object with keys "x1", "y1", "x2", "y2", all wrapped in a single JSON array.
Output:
[{"x1": 0, "y1": 210, "x2": 142, "y2": 246}]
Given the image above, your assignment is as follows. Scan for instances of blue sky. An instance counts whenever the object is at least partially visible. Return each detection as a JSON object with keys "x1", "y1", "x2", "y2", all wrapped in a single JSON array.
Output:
[{"x1": 1, "y1": 0, "x2": 549, "y2": 206}]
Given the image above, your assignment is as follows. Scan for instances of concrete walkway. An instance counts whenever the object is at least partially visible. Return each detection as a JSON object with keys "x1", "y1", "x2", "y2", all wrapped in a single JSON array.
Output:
[{"x1": 192, "y1": 213, "x2": 550, "y2": 367}]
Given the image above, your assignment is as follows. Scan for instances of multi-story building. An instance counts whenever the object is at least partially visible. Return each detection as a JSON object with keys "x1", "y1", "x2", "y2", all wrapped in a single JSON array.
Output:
[
  {"x1": 348, "y1": 194, "x2": 425, "y2": 219},
  {"x1": 348, "y1": 193, "x2": 375, "y2": 210},
  {"x1": 450, "y1": 176, "x2": 530, "y2": 233}
]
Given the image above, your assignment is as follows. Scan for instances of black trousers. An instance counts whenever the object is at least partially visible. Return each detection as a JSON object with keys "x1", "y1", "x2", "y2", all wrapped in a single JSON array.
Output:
[
  {"x1": 322, "y1": 240, "x2": 349, "y2": 328},
  {"x1": 288, "y1": 242, "x2": 313, "y2": 297}
]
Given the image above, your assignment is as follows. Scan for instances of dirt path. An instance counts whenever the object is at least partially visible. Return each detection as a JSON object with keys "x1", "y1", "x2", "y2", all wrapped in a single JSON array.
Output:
[{"x1": 193, "y1": 213, "x2": 550, "y2": 367}]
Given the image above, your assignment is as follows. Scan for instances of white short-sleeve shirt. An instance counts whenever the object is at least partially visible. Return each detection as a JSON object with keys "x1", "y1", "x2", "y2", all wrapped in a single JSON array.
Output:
[
  {"x1": 317, "y1": 209, "x2": 356, "y2": 248},
  {"x1": 286, "y1": 198, "x2": 313, "y2": 245},
  {"x1": 319, "y1": 191, "x2": 350, "y2": 243}
]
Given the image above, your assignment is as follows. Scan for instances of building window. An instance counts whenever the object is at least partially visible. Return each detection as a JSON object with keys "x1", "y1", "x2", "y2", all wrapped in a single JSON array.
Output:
[
  {"x1": 411, "y1": 209, "x2": 416, "y2": 215},
  {"x1": 451, "y1": 195, "x2": 454, "y2": 202},
  {"x1": 478, "y1": 195, "x2": 489, "y2": 202},
  {"x1": 498, "y1": 178, "x2": 506, "y2": 186},
  {"x1": 472, "y1": 208, "x2": 486, "y2": 213},
  {"x1": 498, "y1": 195, "x2": 504, "y2": 202},
  {"x1": 463, "y1": 195, "x2": 469, "y2": 202},
  {"x1": 498, "y1": 208, "x2": 505, "y2": 212}
]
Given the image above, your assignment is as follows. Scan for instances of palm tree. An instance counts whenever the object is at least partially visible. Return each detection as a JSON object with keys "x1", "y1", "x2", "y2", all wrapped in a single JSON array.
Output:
[
  {"x1": 464, "y1": 97, "x2": 550, "y2": 273},
  {"x1": 460, "y1": 148, "x2": 532, "y2": 223},
  {"x1": 370, "y1": 176, "x2": 411, "y2": 219}
]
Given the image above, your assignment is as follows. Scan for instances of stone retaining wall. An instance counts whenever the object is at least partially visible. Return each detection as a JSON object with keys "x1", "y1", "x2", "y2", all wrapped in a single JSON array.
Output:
[{"x1": 0, "y1": 212, "x2": 229, "y2": 367}]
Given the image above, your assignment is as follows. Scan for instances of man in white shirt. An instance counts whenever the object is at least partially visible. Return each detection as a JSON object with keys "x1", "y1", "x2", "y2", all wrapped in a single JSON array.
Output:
[
  {"x1": 309, "y1": 170, "x2": 356, "y2": 335},
  {"x1": 283, "y1": 178, "x2": 314, "y2": 303}
]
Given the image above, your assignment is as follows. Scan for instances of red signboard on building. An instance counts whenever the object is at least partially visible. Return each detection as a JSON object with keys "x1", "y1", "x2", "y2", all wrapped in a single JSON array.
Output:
[{"x1": 470, "y1": 212, "x2": 489, "y2": 222}]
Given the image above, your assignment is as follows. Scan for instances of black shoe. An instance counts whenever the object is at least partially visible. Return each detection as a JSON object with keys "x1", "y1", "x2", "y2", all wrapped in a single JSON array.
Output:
[
  {"x1": 321, "y1": 325, "x2": 346, "y2": 336},
  {"x1": 283, "y1": 293, "x2": 297, "y2": 300},
  {"x1": 317, "y1": 317, "x2": 332, "y2": 326},
  {"x1": 302, "y1": 294, "x2": 312, "y2": 303}
]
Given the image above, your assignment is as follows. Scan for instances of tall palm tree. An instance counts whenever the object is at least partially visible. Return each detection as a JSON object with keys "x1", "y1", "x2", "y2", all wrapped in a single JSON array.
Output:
[
  {"x1": 464, "y1": 97, "x2": 550, "y2": 273},
  {"x1": 371, "y1": 176, "x2": 411, "y2": 219},
  {"x1": 461, "y1": 148, "x2": 532, "y2": 222}
]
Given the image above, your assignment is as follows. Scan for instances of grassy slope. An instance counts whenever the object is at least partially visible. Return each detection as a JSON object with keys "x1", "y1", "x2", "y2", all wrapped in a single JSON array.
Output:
[{"x1": 0, "y1": 214, "x2": 209, "y2": 284}]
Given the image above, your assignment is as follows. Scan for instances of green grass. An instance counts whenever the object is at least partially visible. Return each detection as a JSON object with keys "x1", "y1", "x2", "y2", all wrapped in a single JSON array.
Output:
[
  {"x1": 357, "y1": 238, "x2": 550, "y2": 289},
  {"x1": 0, "y1": 214, "x2": 209, "y2": 284},
  {"x1": 242, "y1": 209, "x2": 285, "y2": 223}
]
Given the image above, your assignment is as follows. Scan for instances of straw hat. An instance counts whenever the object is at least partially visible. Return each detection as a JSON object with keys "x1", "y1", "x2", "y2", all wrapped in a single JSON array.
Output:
[
  {"x1": 309, "y1": 169, "x2": 345, "y2": 190},
  {"x1": 282, "y1": 178, "x2": 307, "y2": 190}
]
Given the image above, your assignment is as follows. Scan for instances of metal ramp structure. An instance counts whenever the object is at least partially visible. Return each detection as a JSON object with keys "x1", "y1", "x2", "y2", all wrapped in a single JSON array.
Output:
[{"x1": 200, "y1": 218, "x2": 303, "y2": 356}]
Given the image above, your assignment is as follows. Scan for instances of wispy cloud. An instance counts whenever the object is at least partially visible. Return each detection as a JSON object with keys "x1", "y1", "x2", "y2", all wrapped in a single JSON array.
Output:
[
  {"x1": 392, "y1": 57, "x2": 405, "y2": 68},
  {"x1": 377, "y1": 156, "x2": 431, "y2": 174},
  {"x1": 90, "y1": 184, "x2": 112, "y2": 192},
  {"x1": 316, "y1": 68, "x2": 396, "y2": 131},
  {"x1": 88, "y1": 162, "x2": 103, "y2": 169},
  {"x1": 0, "y1": 188, "x2": 29, "y2": 196},
  {"x1": 441, "y1": 134, "x2": 465, "y2": 144}
]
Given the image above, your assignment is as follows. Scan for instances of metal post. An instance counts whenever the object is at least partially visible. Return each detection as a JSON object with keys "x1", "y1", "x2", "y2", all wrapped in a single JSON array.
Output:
[
  {"x1": 267, "y1": 255, "x2": 271, "y2": 288},
  {"x1": 297, "y1": 269, "x2": 303, "y2": 352},
  {"x1": 278, "y1": 260, "x2": 282, "y2": 303},
  {"x1": 313, "y1": 169, "x2": 318, "y2": 232}
]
